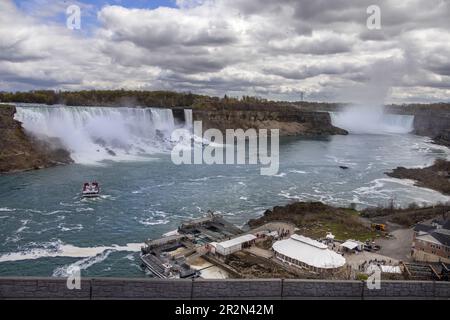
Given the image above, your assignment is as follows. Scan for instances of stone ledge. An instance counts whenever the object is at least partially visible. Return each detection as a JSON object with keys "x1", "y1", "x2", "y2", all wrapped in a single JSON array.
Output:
[{"x1": 0, "y1": 277, "x2": 448, "y2": 300}]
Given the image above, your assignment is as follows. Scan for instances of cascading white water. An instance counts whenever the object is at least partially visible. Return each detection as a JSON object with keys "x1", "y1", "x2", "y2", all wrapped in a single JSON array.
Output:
[
  {"x1": 14, "y1": 105, "x2": 179, "y2": 164},
  {"x1": 330, "y1": 105, "x2": 414, "y2": 134},
  {"x1": 184, "y1": 109, "x2": 193, "y2": 130}
]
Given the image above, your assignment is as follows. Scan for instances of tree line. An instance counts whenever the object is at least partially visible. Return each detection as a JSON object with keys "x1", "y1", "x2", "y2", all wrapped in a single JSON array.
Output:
[
  {"x1": 0, "y1": 90, "x2": 204, "y2": 108},
  {"x1": 0, "y1": 90, "x2": 293, "y2": 110}
]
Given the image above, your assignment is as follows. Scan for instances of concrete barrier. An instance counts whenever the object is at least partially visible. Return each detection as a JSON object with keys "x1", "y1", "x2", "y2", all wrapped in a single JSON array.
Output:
[
  {"x1": 91, "y1": 278, "x2": 192, "y2": 300},
  {"x1": 0, "y1": 277, "x2": 448, "y2": 300},
  {"x1": 282, "y1": 279, "x2": 364, "y2": 299},
  {"x1": 192, "y1": 279, "x2": 282, "y2": 300},
  {"x1": 0, "y1": 278, "x2": 91, "y2": 300}
]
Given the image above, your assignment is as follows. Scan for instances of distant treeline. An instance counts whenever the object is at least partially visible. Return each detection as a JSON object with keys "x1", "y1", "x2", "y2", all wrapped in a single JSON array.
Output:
[
  {"x1": 0, "y1": 90, "x2": 205, "y2": 108},
  {"x1": 191, "y1": 95, "x2": 340, "y2": 112},
  {"x1": 0, "y1": 90, "x2": 339, "y2": 111},
  {"x1": 0, "y1": 90, "x2": 278, "y2": 108},
  {"x1": 2, "y1": 90, "x2": 447, "y2": 112}
]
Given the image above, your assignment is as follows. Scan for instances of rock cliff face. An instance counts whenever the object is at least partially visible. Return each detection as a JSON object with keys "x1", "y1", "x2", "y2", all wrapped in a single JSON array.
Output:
[
  {"x1": 413, "y1": 110, "x2": 450, "y2": 145},
  {"x1": 0, "y1": 105, "x2": 72, "y2": 173},
  {"x1": 192, "y1": 109, "x2": 347, "y2": 136}
]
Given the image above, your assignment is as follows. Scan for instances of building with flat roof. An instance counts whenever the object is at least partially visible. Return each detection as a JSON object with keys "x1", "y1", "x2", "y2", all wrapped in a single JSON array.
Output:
[
  {"x1": 272, "y1": 234, "x2": 346, "y2": 272},
  {"x1": 215, "y1": 234, "x2": 257, "y2": 256}
]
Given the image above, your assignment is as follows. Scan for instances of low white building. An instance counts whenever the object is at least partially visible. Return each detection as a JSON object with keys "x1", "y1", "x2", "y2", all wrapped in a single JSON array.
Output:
[
  {"x1": 272, "y1": 234, "x2": 346, "y2": 272},
  {"x1": 215, "y1": 234, "x2": 257, "y2": 256},
  {"x1": 340, "y1": 239, "x2": 364, "y2": 252}
]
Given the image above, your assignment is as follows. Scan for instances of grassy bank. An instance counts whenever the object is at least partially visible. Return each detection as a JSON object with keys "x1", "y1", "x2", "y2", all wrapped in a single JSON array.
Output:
[
  {"x1": 248, "y1": 201, "x2": 450, "y2": 241},
  {"x1": 248, "y1": 202, "x2": 379, "y2": 241}
]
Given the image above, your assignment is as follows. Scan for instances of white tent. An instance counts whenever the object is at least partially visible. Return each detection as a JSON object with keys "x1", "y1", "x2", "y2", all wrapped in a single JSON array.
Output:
[
  {"x1": 272, "y1": 234, "x2": 346, "y2": 270},
  {"x1": 340, "y1": 240, "x2": 364, "y2": 251}
]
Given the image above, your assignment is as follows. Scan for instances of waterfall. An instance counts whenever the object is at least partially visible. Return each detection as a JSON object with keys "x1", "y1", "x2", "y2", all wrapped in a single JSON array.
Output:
[
  {"x1": 14, "y1": 105, "x2": 179, "y2": 164},
  {"x1": 184, "y1": 109, "x2": 193, "y2": 130},
  {"x1": 330, "y1": 105, "x2": 414, "y2": 134},
  {"x1": 150, "y1": 108, "x2": 175, "y2": 132}
]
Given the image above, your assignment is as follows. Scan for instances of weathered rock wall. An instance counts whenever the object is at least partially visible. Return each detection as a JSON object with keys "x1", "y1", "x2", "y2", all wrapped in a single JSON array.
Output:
[
  {"x1": 413, "y1": 110, "x2": 450, "y2": 140},
  {"x1": 192, "y1": 109, "x2": 348, "y2": 137},
  {"x1": 0, "y1": 105, "x2": 72, "y2": 173}
]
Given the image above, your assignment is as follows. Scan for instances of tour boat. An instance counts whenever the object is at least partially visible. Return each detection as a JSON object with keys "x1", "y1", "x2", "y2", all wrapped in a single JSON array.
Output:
[{"x1": 82, "y1": 182, "x2": 100, "y2": 198}]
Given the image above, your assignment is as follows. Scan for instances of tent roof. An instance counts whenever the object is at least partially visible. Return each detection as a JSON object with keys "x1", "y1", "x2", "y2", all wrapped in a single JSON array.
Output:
[
  {"x1": 341, "y1": 240, "x2": 362, "y2": 250},
  {"x1": 272, "y1": 234, "x2": 345, "y2": 269}
]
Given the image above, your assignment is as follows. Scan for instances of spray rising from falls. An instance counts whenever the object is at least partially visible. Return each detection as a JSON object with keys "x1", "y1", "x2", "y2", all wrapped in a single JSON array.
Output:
[
  {"x1": 330, "y1": 105, "x2": 414, "y2": 134},
  {"x1": 15, "y1": 106, "x2": 192, "y2": 164}
]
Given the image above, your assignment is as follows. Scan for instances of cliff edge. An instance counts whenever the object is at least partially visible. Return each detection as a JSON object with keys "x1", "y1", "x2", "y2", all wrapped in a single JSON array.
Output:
[
  {"x1": 192, "y1": 100, "x2": 347, "y2": 137},
  {"x1": 412, "y1": 109, "x2": 450, "y2": 147},
  {"x1": 0, "y1": 105, "x2": 72, "y2": 173}
]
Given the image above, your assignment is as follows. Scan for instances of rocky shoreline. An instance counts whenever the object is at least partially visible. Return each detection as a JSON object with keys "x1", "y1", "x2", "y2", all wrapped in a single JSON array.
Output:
[
  {"x1": 0, "y1": 105, "x2": 73, "y2": 173},
  {"x1": 434, "y1": 130, "x2": 450, "y2": 147},
  {"x1": 386, "y1": 159, "x2": 450, "y2": 195}
]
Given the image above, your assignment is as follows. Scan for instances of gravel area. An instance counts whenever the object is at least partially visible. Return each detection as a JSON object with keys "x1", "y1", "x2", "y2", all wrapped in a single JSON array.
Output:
[{"x1": 375, "y1": 228, "x2": 414, "y2": 262}]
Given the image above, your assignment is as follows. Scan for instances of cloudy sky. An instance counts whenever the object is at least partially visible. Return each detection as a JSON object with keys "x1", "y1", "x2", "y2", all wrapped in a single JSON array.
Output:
[{"x1": 1, "y1": 0, "x2": 450, "y2": 103}]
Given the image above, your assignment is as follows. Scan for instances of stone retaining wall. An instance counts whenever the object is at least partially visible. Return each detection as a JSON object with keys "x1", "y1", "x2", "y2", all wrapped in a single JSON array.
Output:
[{"x1": 0, "y1": 278, "x2": 448, "y2": 300}]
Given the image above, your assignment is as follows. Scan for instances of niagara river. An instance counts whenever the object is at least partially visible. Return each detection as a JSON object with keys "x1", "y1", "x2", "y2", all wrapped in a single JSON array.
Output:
[{"x1": 0, "y1": 104, "x2": 449, "y2": 277}]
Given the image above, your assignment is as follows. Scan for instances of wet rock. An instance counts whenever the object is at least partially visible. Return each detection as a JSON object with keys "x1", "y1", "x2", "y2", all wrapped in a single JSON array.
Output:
[
  {"x1": 0, "y1": 105, "x2": 73, "y2": 173},
  {"x1": 386, "y1": 159, "x2": 450, "y2": 195}
]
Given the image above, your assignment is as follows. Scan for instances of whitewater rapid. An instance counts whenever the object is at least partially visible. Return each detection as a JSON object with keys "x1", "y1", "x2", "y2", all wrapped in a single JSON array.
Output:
[{"x1": 15, "y1": 105, "x2": 192, "y2": 164}]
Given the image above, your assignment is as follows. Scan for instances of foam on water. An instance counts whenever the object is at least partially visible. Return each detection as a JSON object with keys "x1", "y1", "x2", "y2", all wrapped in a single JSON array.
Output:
[
  {"x1": 58, "y1": 223, "x2": 83, "y2": 232},
  {"x1": 15, "y1": 220, "x2": 29, "y2": 234},
  {"x1": 273, "y1": 172, "x2": 287, "y2": 177},
  {"x1": 52, "y1": 249, "x2": 113, "y2": 277},
  {"x1": 138, "y1": 218, "x2": 170, "y2": 226},
  {"x1": 0, "y1": 241, "x2": 143, "y2": 263},
  {"x1": 138, "y1": 209, "x2": 170, "y2": 226},
  {"x1": 353, "y1": 178, "x2": 450, "y2": 205},
  {"x1": 289, "y1": 170, "x2": 307, "y2": 174}
]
